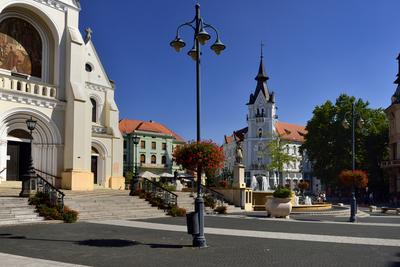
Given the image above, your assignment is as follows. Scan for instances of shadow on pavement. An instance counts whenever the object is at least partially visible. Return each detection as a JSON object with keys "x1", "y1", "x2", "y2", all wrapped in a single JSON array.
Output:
[
  {"x1": 0, "y1": 234, "x2": 189, "y2": 249},
  {"x1": 77, "y1": 239, "x2": 139, "y2": 247}
]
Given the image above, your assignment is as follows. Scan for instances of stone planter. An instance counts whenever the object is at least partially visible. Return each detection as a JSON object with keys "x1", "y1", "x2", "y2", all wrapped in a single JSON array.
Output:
[{"x1": 266, "y1": 197, "x2": 292, "y2": 218}]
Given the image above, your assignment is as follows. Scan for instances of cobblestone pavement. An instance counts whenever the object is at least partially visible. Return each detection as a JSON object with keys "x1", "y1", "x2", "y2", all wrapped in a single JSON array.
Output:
[{"x1": 0, "y1": 215, "x2": 398, "y2": 267}]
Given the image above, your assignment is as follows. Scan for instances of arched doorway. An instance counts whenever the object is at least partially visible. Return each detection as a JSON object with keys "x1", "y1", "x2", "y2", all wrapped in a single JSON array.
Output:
[
  {"x1": 91, "y1": 142, "x2": 107, "y2": 186},
  {"x1": 0, "y1": 108, "x2": 62, "y2": 183},
  {"x1": 91, "y1": 147, "x2": 99, "y2": 185}
]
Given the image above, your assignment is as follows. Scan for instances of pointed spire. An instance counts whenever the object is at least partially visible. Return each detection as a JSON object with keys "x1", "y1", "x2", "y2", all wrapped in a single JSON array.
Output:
[
  {"x1": 247, "y1": 43, "x2": 271, "y2": 105},
  {"x1": 395, "y1": 53, "x2": 400, "y2": 85},
  {"x1": 391, "y1": 53, "x2": 400, "y2": 104},
  {"x1": 255, "y1": 42, "x2": 269, "y2": 81}
]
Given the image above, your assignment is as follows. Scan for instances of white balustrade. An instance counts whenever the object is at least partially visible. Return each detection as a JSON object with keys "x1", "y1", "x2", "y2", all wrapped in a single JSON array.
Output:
[{"x1": 0, "y1": 74, "x2": 57, "y2": 99}]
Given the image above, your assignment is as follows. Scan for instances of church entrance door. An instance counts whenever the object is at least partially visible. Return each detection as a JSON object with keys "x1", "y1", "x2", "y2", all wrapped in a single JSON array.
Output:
[
  {"x1": 6, "y1": 141, "x2": 30, "y2": 181},
  {"x1": 91, "y1": 156, "x2": 98, "y2": 184}
]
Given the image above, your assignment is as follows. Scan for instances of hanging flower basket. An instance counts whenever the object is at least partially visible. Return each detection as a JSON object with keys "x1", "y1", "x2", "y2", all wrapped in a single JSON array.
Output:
[
  {"x1": 339, "y1": 170, "x2": 368, "y2": 189},
  {"x1": 173, "y1": 140, "x2": 225, "y2": 177}
]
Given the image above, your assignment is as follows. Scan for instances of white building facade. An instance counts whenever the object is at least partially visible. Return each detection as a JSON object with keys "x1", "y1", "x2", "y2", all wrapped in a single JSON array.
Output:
[
  {"x1": 0, "y1": 0, "x2": 124, "y2": 190},
  {"x1": 222, "y1": 54, "x2": 317, "y2": 191}
]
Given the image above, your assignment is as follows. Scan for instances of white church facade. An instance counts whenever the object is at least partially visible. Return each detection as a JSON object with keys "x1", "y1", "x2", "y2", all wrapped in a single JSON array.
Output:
[
  {"x1": 0, "y1": 0, "x2": 124, "y2": 190},
  {"x1": 223, "y1": 53, "x2": 318, "y2": 192}
]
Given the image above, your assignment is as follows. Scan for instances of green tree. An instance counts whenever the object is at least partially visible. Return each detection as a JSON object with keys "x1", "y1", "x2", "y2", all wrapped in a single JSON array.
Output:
[
  {"x1": 266, "y1": 134, "x2": 296, "y2": 186},
  {"x1": 300, "y1": 94, "x2": 389, "y2": 195}
]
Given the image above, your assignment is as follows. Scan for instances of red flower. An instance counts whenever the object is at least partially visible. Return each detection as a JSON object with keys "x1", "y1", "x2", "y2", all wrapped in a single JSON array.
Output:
[
  {"x1": 173, "y1": 140, "x2": 225, "y2": 176},
  {"x1": 339, "y1": 170, "x2": 368, "y2": 189}
]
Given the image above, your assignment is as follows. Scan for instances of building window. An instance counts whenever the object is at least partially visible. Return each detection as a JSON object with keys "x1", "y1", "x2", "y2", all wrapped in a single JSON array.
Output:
[
  {"x1": 123, "y1": 140, "x2": 127, "y2": 149},
  {"x1": 90, "y1": 98, "x2": 97, "y2": 123},
  {"x1": 151, "y1": 155, "x2": 156, "y2": 164},
  {"x1": 162, "y1": 143, "x2": 167, "y2": 150},
  {"x1": 140, "y1": 140, "x2": 145, "y2": 149},
  {"x1": 258, "y1": 128, "x2": 263, "y2": 138},
  {"x1": 140, "y1": 154, "x2": 146, "y2": 164},
  {"x1": 0, "y1": 18, "x2": 42, "y2": 78},
  {"x1": 293, "y1": 146, "x2": 297, "y2": 155},
  {"x1": 162, "y1": 155, "x2": 167, "y2": 165},
  {"x1": 85, "y1": 63, "x2": 93, "y2": 72},
  {"x1": 286, "y1": 145, "x2": 290, "y2": 154},
  {"x1": 152, "y1": 142, "x2": 156, "y2": 150}
]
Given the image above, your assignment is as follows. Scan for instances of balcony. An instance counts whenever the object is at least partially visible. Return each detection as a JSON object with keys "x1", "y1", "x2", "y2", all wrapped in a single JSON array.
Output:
[
  {"x1": 0, "y1": 74, "x2": 57, "y2": 100},
  {"x1": 381, "y1": 160, "x2": 400, "y2": 168}
]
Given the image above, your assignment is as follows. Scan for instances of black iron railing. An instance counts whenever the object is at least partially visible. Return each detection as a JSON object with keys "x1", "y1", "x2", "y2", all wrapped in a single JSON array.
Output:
[
  {"x1": 34, "y1": 168, "x2": 61, "y2": 187},
  {"x1": 139, "y1": 178, "x2": 178, "y2": 207},
  {"x1": 36, "y1": 174, "x2": 65, "y2": 209},
  {"x1": 200, "y1": 184, "x2": 226, "y2": 206}
]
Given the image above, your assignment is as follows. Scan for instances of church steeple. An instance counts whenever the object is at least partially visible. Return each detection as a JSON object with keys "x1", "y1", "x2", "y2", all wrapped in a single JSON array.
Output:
[
  {"x1": 255, "y1": 43, "x2": 269, "y2": 82},
  {"x1": 395, "y1": 53, "x2": 400, "y2": 85},
  {"x1": 247, "y1": 43, "x2": 273, "y2": 105},
  {"x1": 391, "y1": 53, "x2": 400, "y2": 104}
]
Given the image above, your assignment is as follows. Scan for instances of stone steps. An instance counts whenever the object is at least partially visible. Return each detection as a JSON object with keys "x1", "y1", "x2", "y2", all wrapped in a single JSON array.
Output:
[
  {"x1": 63, "y1": 190, "x2": 167, "y2": 221},
  {"x1": 0, "y1": 197, "x2": 44, "y2": 226}
]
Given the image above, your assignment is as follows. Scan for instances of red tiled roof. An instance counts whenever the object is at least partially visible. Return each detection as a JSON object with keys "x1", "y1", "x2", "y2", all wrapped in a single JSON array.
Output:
[
  {"x1": 119, "y1": 119, "x2": 184, "y2": 142},
  {"x1": 275, "y1": 121, "x2": 306, "y2": 142}
]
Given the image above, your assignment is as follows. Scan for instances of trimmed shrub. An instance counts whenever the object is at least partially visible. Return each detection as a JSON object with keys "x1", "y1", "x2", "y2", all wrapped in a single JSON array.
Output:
[
  {"x1": 168, "y1": 206, "x2": 187, "y2": 217},
  {"x1": 204, "y1": 195, "x2": 216, "y2": 209},
  {"x1": 214, "y1": 206, "x2": 227, "y2": 214},
  {"x1": 273, "y1": 187, "x2": 292, "y2": 198},
  {"x1": 29, "y1": 192, "x2": 79, "y2": 223},
  {"x1": 63, "y1": 206, "x2": 79, "y2": 223}
]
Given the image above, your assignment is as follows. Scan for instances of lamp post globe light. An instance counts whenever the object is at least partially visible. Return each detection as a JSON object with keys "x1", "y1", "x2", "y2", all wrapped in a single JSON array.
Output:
[
  {"x1": 342, "y1": 101, "x2": 364, "y2": 222},
  {"x1": 129, "y1": 134, "x2": 140, "y2": 196},
  {"x1": 20, "y1": 117, "x2": 37, "y2": 197},
  {"x1": 170, "y1": 3, "x2": 225, "y2": 248}
]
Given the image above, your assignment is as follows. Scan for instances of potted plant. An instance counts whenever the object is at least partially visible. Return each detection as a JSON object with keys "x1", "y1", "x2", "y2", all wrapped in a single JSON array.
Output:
[{"x1": 265, "y1": 187, "x2": 293, "y2": 218}]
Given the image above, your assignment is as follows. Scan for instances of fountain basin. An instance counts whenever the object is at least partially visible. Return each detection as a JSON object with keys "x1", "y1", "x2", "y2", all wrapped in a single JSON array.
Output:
[{"x1": 292, "y1": 203, "x2": 332, "y2": 212}]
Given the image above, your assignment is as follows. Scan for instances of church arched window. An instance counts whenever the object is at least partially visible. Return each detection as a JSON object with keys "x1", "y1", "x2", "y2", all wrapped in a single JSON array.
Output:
[
  {"x1": 90, "y1": 98, "x2": 97, "y2": 123},
  {"x1": 258, "y1": 128, "x2": 263, "y2": 138},
  {"x1": 0, "y1": 17, "x2": 42, "y2": 78}
]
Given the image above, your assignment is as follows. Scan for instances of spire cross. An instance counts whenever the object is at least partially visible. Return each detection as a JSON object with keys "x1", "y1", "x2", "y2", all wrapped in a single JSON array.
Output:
[
  {"x1": 85, "y1": 27, "x2": 92, "y2": 43},
  {"x1": 260, "y1": 42, "x2": 265, "y2": 59}
]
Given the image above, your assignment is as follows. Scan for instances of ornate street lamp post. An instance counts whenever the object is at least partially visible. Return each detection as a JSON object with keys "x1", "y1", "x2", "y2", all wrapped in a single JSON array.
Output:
[
  {"x1": 20, "y1": 117, "x2": 37, "y2": 197},
  {"x1": 129, "y1": 134, "x2": 140, "y2": 195},
  {"x1": 342, "y1": 101, "x2": 364, "y2": 222},
  {"x1": 170, "y1": 4, "x2": 225, "y2": 248}
]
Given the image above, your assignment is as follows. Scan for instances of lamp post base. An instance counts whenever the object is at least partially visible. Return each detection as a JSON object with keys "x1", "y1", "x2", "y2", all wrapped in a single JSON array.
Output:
[
  {"x1": 349, "y1": 192, "x2": 357, "y2": 222},
  {"x1": 192, "y1": 196, "x2": 207, "y2": 248},
  {"x1": 19, "y1": 172, "x2": 37, "y2": 197},
  {"x1": 129, "y1": 177, "x2": 138, "y2": 196}
]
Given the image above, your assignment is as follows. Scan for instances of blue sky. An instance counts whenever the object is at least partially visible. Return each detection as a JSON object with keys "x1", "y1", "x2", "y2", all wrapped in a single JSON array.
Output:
[{"x1": 79, "y1": 0, "x2": 400, "y2": 143}]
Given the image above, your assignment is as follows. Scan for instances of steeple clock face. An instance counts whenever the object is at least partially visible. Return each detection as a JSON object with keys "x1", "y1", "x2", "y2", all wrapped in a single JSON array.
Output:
[{"x1": 0, "y1": 17, "x2": 42, "y2": 78}]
